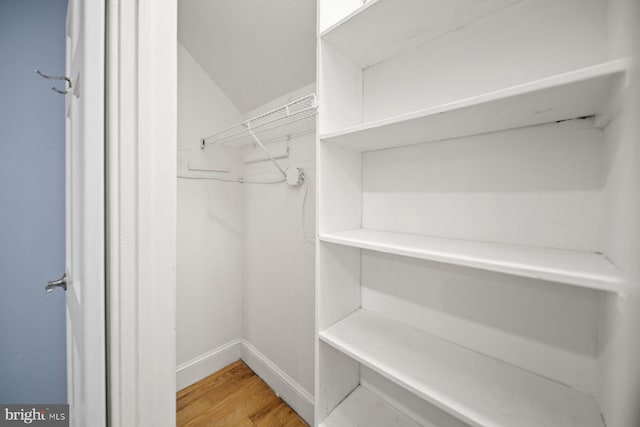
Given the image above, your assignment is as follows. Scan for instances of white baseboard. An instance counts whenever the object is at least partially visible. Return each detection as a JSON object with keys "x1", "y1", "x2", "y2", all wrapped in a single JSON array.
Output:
[
  {"x1": 175, "y1": 338, "x2": 315, "y2": 425},
  {"x1": 176, "y1": 338, "x2": 242, "y2": 391},
  {"x1": 241, "y1": 340, "x2": 315, "y2": 426}
]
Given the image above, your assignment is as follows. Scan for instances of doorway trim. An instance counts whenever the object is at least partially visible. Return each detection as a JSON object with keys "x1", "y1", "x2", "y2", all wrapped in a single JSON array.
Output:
[{"x1": 105, "y1": 0, "x2": 177, "y2": 425}]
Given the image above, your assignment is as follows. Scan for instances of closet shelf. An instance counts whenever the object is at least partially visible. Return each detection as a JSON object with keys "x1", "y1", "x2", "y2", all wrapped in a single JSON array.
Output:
[
  {"x1": 319, "y1": 59, "x2": 629, "y2": 152},
  {"x1": 319, "y1": 386, "x2": 421, "y2": 427},
  {"x1": 319, "y1": 229, "x2": 624, "y2": 293},
  {"x1": 202, "y1": 94, "x2": 317, "y2": 147},
  {"x1": 320, "y1": 309, "x2": 604, "y2": 427},
  {"x1": 320, "y1": 0, "x2": 523, "y2": 69}
]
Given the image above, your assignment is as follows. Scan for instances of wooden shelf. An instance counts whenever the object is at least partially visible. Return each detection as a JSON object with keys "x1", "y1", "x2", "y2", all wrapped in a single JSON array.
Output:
[
  {"x1": 319, "y1": 60, "x2": 628, "y2": 152},
  {"x1": 320, "y1": 309, "x2": 604, "y2": 427},
  {"x1": 319, "y1": 386, "x2": 421, "y2": 427},
  {"x1": 320, "y1": 0, "x2": 523, "y2": 69},
  {"x1": 319, "y1": 229, "x2": 624, "y2": 293}
]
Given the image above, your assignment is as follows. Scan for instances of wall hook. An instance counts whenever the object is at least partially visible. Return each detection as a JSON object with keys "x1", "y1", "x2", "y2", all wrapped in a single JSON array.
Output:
[{"x1": 35, "y1": 69, "x2": 72, "y2": 94}]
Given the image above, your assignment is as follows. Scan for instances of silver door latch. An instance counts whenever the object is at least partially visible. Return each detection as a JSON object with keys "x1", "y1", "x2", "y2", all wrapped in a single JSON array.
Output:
[{"x1": 46, "y1": 273, "x2": 67, "y2": 292}]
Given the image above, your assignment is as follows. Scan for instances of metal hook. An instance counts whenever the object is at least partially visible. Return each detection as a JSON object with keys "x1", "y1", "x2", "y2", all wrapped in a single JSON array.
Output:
[{"x1": 35, "y1": 69, "x2": 72, "y2": 94}]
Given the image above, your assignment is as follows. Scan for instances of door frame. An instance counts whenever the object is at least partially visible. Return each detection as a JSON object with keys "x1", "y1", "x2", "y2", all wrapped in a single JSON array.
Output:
[
  {"x1": 105, "y1": 1, "x2": 177, "y2": 425},
  {"x1": 65, "y1": 0, "x2": 107, "y2": 425}
]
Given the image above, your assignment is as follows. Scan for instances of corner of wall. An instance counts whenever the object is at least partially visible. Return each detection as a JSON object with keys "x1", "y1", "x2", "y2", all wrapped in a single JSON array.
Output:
[
  {"x1": 241, "y1": 340, "x2": 315, "y2": 425},
  {"x1": 176, "y1": 339, "x2": 243, "y2": 392}
]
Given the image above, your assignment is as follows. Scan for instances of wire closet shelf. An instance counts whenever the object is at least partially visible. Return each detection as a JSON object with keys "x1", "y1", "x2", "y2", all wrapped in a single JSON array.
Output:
[{"x1": 201, "y1": 94, "x2": 318, "y2": 148}]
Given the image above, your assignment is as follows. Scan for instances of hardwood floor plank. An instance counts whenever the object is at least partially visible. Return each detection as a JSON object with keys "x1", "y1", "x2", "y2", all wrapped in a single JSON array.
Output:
[
  {"x1": 177, "y1": 363, "x2": 255, "y2": 425},
  {"x1": 251, "y1": 400, "x2": 305, "y2": 427},
  {"x1": 177, "y1": 359, "x2": 308, "y2": 427},
  {"x1": 178, "y1": 361, "x2": 252, "y2": 408}
]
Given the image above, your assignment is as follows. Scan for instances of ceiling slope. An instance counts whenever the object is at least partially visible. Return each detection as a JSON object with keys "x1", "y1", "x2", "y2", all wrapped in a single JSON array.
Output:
[{"x1": 179, "y1": 0, "x2": 317, "y2": 113}]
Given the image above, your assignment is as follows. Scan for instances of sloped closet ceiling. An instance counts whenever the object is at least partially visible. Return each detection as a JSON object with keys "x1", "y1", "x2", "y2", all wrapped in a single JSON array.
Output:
[{"x1": 178, "y1": 0, "x2": 317, "y2": 113}]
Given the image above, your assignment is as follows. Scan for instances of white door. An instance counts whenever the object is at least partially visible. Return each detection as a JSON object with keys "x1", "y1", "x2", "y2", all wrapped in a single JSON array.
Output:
[{"x1": 64, "y1": 0, "x2": 106, "y2": 425}]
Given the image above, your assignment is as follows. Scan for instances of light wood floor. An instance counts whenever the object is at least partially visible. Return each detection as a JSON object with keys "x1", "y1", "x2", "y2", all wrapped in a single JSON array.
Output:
[{"x1": 177, "y1": 360, "x2": 308, "y2": 427}]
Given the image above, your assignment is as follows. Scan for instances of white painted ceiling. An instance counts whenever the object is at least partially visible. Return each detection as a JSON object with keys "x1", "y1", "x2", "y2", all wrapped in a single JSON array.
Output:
[{"x1": 179, "y1": 0, "x2": 317, "y2": 113}]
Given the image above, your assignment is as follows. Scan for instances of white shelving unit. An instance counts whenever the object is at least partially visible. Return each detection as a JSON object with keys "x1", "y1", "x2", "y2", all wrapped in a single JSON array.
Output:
[
  {"x1": 319, "y1": 386, "x2": 422, "y2": 427},
  {"x1": 202, "y1": 94, "x2": 317, "y2": 147},
  {"x1": 321, "y1": 310, "x2": 603, "y2": 427},
  {"x1": 320, "y1": 60, "x2": 628, "y2": 152},
  {"x1": 199, "y1": 93, "x2": 317, "y2": 179},
  {"x1": 320, "y1": 0, "x2": 524, "y2": 69},
  {"x1": 316, "y1": 0, "x2": 637, "y2": 426},
  {"x1": 320, "y1": 229, "x2": 624, "y2": 293}
]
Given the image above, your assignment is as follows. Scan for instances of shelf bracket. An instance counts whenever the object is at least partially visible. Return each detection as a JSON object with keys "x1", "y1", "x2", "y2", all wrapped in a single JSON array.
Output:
[{"x1": 245, "y1": 122, "x2": 288, "y2": 179}]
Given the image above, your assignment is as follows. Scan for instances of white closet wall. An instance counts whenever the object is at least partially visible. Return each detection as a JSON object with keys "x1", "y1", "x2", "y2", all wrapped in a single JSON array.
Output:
[
  {"x1": 176, "y1": 43, "x2": 316, "y2": 422},
  {"x1": 241, "y1": 85, "x2": 316, "y2": 421},
  {"x1": 176, "y1": 43, "x2": 244, "y2": 390}
]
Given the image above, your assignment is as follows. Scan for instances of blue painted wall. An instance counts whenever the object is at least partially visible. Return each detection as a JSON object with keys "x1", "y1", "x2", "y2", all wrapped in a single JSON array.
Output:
[{"x1": 0, "y1": 0, "x2": 68, "y2": 403}]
